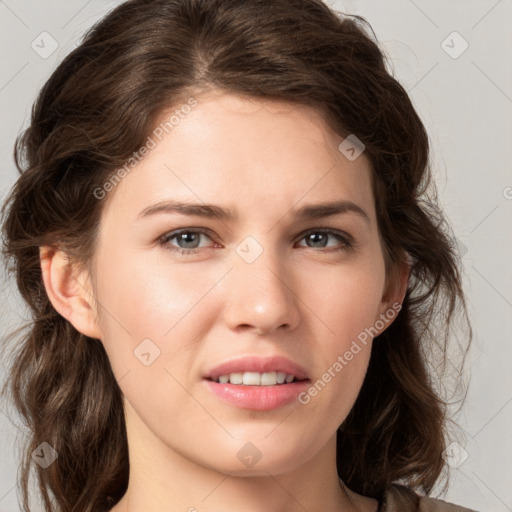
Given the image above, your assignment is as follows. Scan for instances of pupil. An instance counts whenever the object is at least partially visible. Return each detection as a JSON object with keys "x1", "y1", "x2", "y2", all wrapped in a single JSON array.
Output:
[
  {"x1": 180, "y1": 233, "x2": 199, "y2": 248},
  {"x1": 309, "y1": 233, "x2": 326, "y2": 247}
]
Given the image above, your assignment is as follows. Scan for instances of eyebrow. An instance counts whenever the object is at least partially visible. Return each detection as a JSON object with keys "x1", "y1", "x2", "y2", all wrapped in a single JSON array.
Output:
[{"x1": 137, "y1": 199, "x2": 370, "y2": 224}]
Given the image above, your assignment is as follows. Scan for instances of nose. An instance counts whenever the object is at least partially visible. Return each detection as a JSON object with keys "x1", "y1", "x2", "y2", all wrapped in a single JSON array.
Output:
[{"x1": 221, "y1": 237, "x2": 301, "y2": 335}]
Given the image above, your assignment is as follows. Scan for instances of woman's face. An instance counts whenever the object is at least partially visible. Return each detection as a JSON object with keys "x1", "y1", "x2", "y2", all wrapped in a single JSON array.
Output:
[{"x1": 87, "y1": 89, "x2": 402, "y2": 476}]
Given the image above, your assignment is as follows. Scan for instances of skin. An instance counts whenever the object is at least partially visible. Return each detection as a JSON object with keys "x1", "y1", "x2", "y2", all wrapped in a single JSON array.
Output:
[{"x1": 40, "y1": 88, "x2": 409, "y2": 512}]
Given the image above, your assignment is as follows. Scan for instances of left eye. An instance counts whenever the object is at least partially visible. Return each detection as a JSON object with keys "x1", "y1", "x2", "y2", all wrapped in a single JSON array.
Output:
[
  {"x1": 296, "y1": 230, "x2": 350, "y2": 249},
  {"x1": 159, "y1": 228, "x2": 353, "y2": 255}
]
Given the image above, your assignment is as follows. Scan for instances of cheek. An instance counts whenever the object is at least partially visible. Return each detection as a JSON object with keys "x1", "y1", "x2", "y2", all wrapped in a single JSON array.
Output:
[
  {"x1": 300, "y1": 255, "x2": 385, "y2": 408},
  {"x1": 91, "y1": 253, "x2": 212, "y2": 426},
  {"x1": 307, "y1": 255, "x2": 386, "y2": 341},
  {"x1": 91, "y1": 248, "x2": 220, "y2": 375}
]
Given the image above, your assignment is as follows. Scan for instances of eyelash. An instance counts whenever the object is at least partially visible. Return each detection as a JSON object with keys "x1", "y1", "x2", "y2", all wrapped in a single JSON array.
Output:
[{"x1": 158, "y1": 228, "x2": 355, "y2": 256}]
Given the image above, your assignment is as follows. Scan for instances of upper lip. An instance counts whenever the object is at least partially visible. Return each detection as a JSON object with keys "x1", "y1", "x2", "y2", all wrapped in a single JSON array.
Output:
[{"x1": 205, "y1": 356, "x2": 309, "y2": 381}]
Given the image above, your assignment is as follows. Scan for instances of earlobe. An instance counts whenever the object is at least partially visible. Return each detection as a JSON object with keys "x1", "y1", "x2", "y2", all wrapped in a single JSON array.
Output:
[{"x1": 39, "y1": 246, "x2": 103, "y2": 339}]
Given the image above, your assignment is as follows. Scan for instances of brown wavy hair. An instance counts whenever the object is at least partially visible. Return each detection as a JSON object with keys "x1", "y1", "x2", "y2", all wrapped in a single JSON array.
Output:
[{"x1": 1, "y1": 0, "x2": 472, "y2": 511}]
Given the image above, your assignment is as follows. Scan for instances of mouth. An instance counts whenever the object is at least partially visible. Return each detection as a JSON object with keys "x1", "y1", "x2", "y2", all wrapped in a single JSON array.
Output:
[
  {"x1": 203, "y1": 355, "x2": 310, "y2": 411},
  {"x1": 205, "y1": 371, "x2": 307, "y2": 386},
  {"x1": 204, "y1": 354, "x2": 309, "y2": 381}
]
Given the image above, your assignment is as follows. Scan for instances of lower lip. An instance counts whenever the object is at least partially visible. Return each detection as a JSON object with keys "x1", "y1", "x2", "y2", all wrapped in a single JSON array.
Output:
[{"x1": 203, "y1": 379, "x2": 310, "y2": 411}]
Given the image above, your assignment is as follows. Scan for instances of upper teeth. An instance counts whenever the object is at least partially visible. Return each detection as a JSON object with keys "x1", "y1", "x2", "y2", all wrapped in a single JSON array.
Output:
[{"x1": 216, "y1": 372, "x2": 296, "y2": 385}]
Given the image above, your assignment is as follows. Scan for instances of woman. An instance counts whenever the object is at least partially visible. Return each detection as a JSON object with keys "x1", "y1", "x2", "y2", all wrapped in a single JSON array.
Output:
[{"x1": 1, "y1": 0, "x2": 476, "y2": 511}]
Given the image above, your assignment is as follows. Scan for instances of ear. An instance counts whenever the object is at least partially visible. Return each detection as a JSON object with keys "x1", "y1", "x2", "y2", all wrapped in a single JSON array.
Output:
[
  {"x1": 374, "y1": 254, "x2": 410, "y2": 334},
  {"x1": 39, "y1": 246, "x2": 103, "y2": 339}
]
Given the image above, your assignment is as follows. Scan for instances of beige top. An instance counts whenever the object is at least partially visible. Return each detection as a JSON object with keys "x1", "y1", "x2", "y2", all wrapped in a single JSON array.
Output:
[{"x1": 380, "y1": 484, "x2": 479, "y2": 511}]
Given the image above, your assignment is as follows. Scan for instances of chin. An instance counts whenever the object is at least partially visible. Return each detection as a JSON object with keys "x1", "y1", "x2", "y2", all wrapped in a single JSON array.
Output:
[
  {"x1": 214, "y1": 459, "x2": 303, "y2": 478},
  {"x1": 205, "y1": 446, "x2": 309, "y2": 477}
]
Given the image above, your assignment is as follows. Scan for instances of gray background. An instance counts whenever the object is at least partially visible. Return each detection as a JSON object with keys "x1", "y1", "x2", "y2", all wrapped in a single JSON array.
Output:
[{"x1": 1, "y1": 1, "x2": 511, "y2": 511}]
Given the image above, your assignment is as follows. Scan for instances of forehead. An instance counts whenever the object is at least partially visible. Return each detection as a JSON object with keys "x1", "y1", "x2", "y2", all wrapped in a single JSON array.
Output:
[{"x1": 101, "y1": 90, "x2": 375, "y2": 224}]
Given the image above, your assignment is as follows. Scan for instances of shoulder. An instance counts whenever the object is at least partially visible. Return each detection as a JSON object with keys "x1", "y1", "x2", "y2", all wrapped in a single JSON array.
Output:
[{"x1": 380, "y1": 483, "x2": 480, "y2": 512}]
